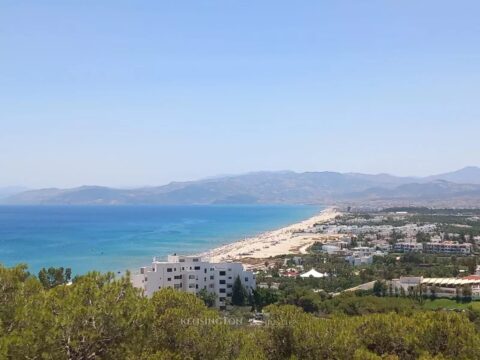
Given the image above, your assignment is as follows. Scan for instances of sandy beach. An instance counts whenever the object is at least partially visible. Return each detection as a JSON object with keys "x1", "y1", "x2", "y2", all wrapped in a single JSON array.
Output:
[{"x1": 198, "y1": 207, "x2": 341, "y2": 264}]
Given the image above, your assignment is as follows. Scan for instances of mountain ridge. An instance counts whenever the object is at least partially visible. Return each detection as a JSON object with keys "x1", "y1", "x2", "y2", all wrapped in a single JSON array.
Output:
[{"x1": 3, "y1": 167, "x2": 480, "y2": 206}]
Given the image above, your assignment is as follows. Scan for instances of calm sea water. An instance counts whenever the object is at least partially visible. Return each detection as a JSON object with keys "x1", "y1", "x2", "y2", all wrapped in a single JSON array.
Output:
[{"x1": 0, "y1": 205, "x2": 322, "y2": 275}]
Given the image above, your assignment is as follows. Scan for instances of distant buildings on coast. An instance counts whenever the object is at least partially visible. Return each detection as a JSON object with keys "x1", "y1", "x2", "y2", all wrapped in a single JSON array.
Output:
[
  {"x1": 390, "y1": 275, "x2": 480, "y2": 300},
  {"x1": 393, "y1": 241, "x2": 472, "y2": 254},
  {"x1": 311, "y1": 214, "x2": 476, "y2": 265},
  {"x1": 132, "y1": 254, "x2": 256, "y2": 310}
]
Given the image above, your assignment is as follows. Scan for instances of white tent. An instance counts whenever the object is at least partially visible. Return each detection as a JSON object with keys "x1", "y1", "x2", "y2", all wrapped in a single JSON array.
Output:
[{"x1": 300, "y1": 269, "x2": 327, "y2": 278}]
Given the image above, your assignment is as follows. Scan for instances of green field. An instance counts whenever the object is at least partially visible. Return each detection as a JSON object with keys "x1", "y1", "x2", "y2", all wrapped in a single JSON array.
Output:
[{"x1": 422, "y1": 298, "x2": 480, "y2": 311}]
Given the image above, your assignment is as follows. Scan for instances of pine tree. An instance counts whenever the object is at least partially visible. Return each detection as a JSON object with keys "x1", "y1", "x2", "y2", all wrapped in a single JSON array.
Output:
[{"x1": 231, "y1": 275, "x2": 247, "y2": 306}]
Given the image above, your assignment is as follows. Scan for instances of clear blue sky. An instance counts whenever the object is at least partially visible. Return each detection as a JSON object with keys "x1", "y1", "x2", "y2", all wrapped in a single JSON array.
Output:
[{"x1": 1, "y1": 1, "x2": 479, "y2": 188}]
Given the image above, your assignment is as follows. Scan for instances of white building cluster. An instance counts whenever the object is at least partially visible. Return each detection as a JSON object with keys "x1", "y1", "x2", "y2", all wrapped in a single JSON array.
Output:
[
  {"x1": 317, "y1": 223, "x2": 436, "y2": 238},
  {"x1": 319, "y1": 241, "x2": 387, "y2": 266},
  {"x1": 132, "y1": 255, "x2": 256, "y2": 310}
]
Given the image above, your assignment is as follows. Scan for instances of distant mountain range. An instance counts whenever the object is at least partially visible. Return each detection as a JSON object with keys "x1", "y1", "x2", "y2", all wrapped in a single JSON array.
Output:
[{"x1": 2, "y1": 167, "x2": 480, "y2": 206}]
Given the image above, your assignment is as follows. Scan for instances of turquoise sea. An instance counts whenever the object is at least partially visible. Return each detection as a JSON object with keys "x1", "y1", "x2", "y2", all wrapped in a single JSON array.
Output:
[{"x1": 0, "y1": 205, "x2": 322, "y2": 275}]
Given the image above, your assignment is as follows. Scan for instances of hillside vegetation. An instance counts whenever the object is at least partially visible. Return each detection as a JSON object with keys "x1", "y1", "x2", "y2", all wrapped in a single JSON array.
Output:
[{"x1": 1, "y1": 264, "x2": 480, "y2": 359}]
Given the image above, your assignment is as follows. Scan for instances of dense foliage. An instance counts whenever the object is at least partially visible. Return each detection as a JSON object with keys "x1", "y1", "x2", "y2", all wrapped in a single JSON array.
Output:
[{"x1": 2, "y1": 264, "x2": 480, "y2": 359}]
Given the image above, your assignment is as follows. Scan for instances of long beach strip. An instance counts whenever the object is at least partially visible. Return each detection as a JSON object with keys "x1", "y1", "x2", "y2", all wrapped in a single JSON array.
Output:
[{"x1": 197, "y1": 208, "x2": 340, "y2": 264}]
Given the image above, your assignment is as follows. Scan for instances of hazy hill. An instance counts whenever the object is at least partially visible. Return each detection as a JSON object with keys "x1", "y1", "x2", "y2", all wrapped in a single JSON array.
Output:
[
  {"x1": 425, "y1": 166, "x2": 480, "y2": 184},
  {"x1": 344, "y1": 180, "x2": 480, "y2": 200},
  {"x1": 3, "y1": 171, "x2": 385, "y2": 205},
  {"x1": 2, "y1": 167, "x2": 480, "y2": 205}
]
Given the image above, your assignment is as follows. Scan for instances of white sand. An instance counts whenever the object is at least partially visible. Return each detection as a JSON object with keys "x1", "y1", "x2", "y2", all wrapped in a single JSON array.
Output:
[{"x1": 197, "y1": 208, "x2": 340, "y2": 263}]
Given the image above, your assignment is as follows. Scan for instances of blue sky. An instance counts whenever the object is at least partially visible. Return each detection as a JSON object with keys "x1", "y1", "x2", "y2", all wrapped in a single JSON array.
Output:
[{"x1": 1, "y1": 1, "x2": 479, "y2": 188}]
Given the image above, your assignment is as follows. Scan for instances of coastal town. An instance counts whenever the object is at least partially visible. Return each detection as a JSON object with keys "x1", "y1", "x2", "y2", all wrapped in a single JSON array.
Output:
[
  {"x1": 199, "y1": 207, "x2": 478, "y2": 268},
  {"x1": 131, "y1": 207, "x2": 480, "y2": 311},
  {"x1": 248, "y1": 207, "x2": 480, "y2": 302},
  {"x1": 2, "y1": 0, "x2": 480, "y2": 357}
]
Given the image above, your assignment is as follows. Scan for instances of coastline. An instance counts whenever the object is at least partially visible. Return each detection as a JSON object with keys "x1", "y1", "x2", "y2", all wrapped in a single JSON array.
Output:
[
  {"x1": 0, "y1": 205, "x2": 324, "y2": 275},
  {"x1": 197, "y1": 207, "x2": 340, "y2": 265}
]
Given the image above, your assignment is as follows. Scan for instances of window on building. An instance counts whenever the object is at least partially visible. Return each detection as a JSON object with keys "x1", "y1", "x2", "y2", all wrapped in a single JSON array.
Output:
[
  {"x1": 174, "y1": 275, "x2": 182, "y2": 280},
  {"x1": 193, "y1": 258, "x2": 199, "y2": 262},
  {"x1": 219, "y1": 271, "x2": 226, "y2": 276},
  {"x1": 210, "y1": 275, "x2": 214, "y2": 280},
  {"x1": 167, "y1": 268, "x2": 172, "y2": 272},
  {"x1": 227, "y1": 284, "x2": 232, "y2": 289},
  {"x1": 245, "y1": 277, "x2": 249, "y2": 282},
  {"x1": 219, "y1": 288, "x2": 226, "y2": 293},
  {"x1": 189, "y1": 275, "x2": 195, "y2": 279},
  {"x1": 204, "y1": 268, "x2": 207, "y2": 273},
  {"x1": 219, "y1": 280, "x2": 226, "y2": 285},
  {"x1": 194, "y1": 266, "x2": 200, "y2": 270},
  {"x1": 167, "y1": 278, "x2": 171, "y2": 281}
]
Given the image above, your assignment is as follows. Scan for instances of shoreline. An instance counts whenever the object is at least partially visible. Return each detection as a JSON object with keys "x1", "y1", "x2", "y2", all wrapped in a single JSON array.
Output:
[{"x1": 196, "y1": 207, "x2": 340, "y2": 265}]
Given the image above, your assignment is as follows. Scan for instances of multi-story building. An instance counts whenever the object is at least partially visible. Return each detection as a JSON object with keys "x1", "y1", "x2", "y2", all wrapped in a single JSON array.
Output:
[
  {"x1": 346, "y1": 254, "x2": 373, "y2": 266},
  {"x1": 424, "y1": 241, "x2": 472, "y2": 255},
  {"x1": 393, "y1": 242, "x2": 423, "y2": 253},
  {"x1": 345, "y1": 246, "x2": 385, "y2": 266},
  {"x1": 131, "y1": 255, "x2": 256, "y2": 310},
  {"x1": 322, "y1": 244, "x2": 342, "y2": 254}
]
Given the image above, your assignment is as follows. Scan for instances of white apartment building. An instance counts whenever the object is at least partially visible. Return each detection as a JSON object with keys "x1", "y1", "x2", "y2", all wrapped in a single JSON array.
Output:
[
  {"x1": 345, "y1": 246, "x2": 385, "y2": 266},
  {"x1": 322, "y1": 244, "x2": 342, "y2": 254},
  {"x1": 393, "y1": 242, "x2": 423, "y2": 253},
  {"x1": 346, "y1": 254, "x2": 373, "y2": 266},
  {"x1": 131, "y1": 255, "x2": 256, "y2": 310},
  {"x1": 424, "y1": 241, "x2": 472, "y2": 255}
]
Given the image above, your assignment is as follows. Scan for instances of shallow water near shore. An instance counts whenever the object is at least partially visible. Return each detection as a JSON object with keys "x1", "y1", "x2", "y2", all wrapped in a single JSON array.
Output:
[{"x1": 0, "y1": 205, "x2": 323, "y2": 275}]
